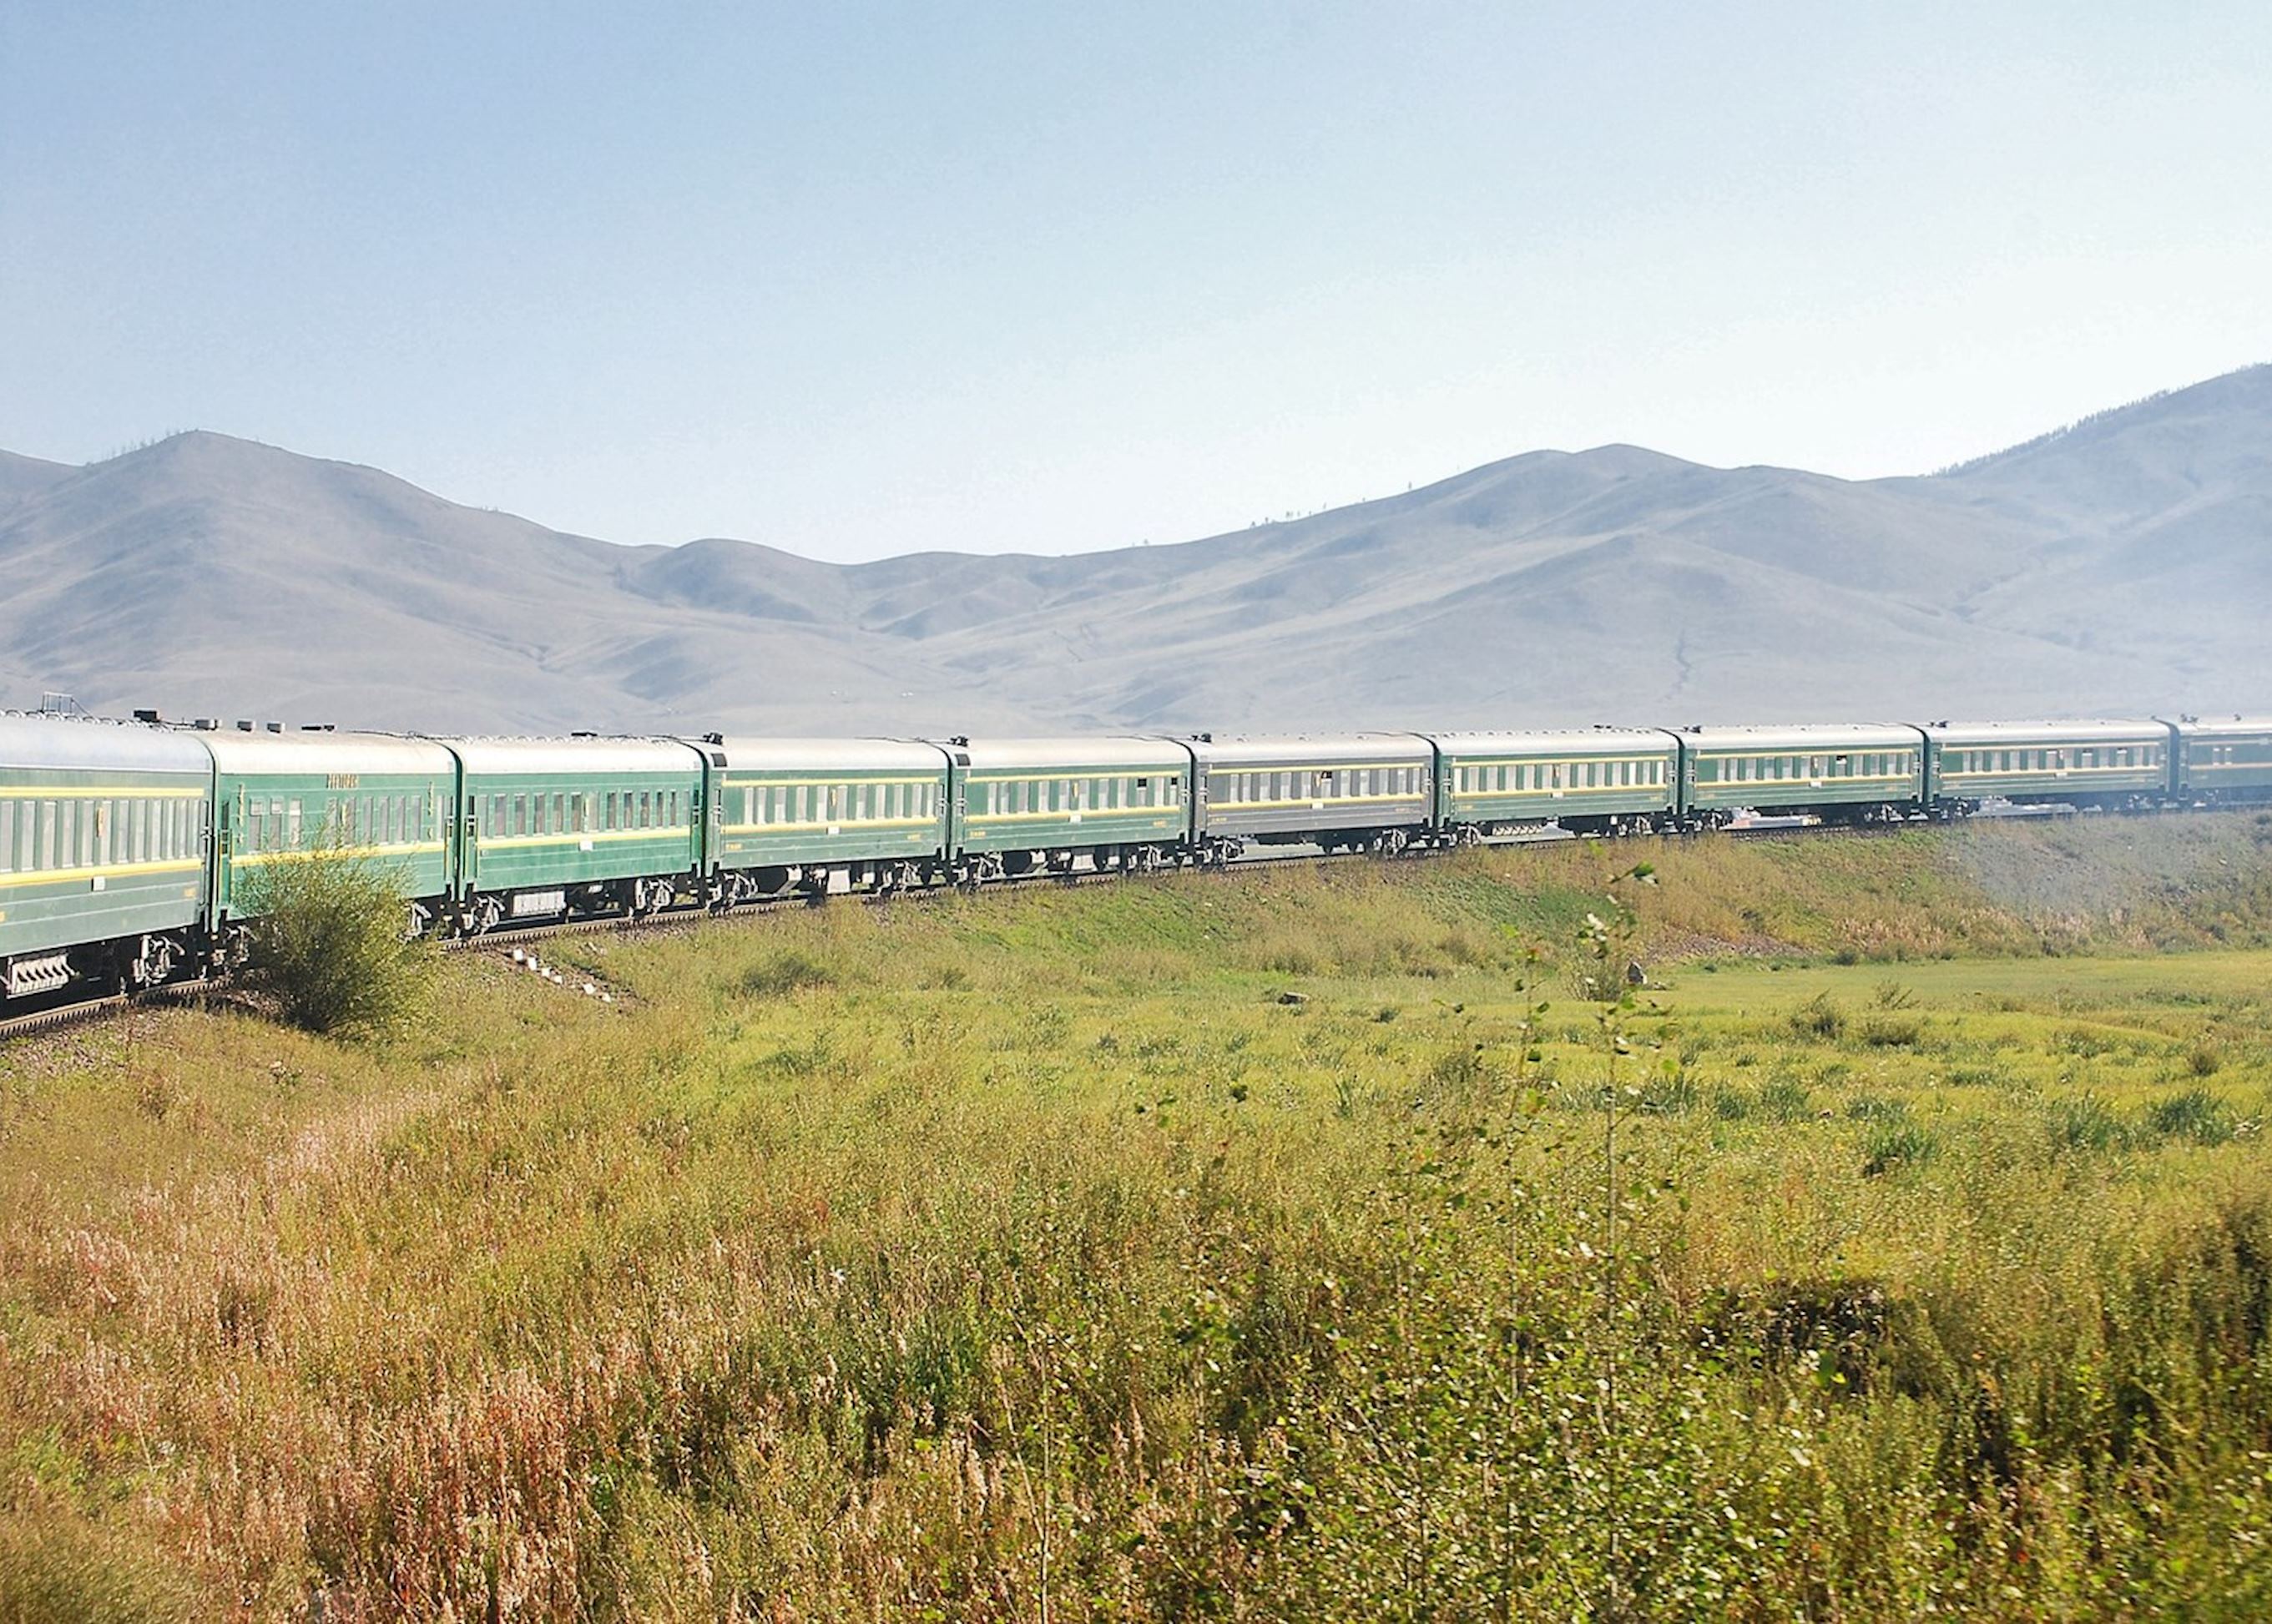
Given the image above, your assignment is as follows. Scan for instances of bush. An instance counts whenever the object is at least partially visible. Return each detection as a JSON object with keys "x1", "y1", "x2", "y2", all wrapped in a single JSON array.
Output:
[
  {"x1": 2146, "y1": 1087, "x2": 2234, "y2": 1147},
  {"x1": 2047, "y1": 1093, "x2": 2131, "y2": 1156},
  {"x1": 1861, "y1": 1122, "x2": 1938, "y2": 1177},
  {"x1": 1755, "y1": 1076, "x2": 1814, "y2": 1121},
  {"x1": 0, "y1": 1509, "x2": 195, "y2": 1623},
  {"x1": 239, "y1": 846, "x2": 433, "y2": 1036},
  {"x1": 1790, "y1": 993, "x2": 1846, "y2": 1040},
  {"x1": 1859, "y1": 1015, "x2": 1923, "y2": 1047}
]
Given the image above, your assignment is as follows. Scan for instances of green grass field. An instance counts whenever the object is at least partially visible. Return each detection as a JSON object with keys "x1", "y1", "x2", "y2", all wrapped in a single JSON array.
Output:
[{"x1": 5, "y1": 815, "x2": 2272, "y2": 1619}]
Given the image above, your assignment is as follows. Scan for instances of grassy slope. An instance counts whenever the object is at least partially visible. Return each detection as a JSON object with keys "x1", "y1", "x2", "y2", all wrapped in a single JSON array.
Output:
[{"x1": 3, "y1": 815, "x2": 2272, "y2": 1619}]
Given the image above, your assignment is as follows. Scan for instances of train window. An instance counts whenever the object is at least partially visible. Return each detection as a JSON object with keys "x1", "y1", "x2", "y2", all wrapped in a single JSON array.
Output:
[
  {"x1": 248, "y1": 798, "x2": 266, "y2": 853},
  {"x1": 0, "y1": 801, "x2": 12, "y2": 872}
]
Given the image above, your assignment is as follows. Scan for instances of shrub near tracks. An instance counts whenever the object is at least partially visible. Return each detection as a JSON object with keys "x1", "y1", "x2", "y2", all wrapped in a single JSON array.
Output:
[
  {"x1": 238, "y1": 845, "x2": 436, "y2": 1036},
  {"x1": 4, "y1": 824, "x2": 2272, "y2": 1616}
]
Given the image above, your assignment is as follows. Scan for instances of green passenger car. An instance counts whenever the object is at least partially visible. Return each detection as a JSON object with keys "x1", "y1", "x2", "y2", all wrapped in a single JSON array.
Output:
[
  {"x1": 947, "y1": 737, "x2": 1195, "y2": 879},
  {"x1": 1426, "y1": 728, "x2": 1678, "y2": 838},
  {"x1": 0, "y1": 715, "x2": 212, "y2": 1000},
  {"x1": 442, "y1": 737, "x2": 708, "y2": 931},
  {"x1": 2165, "y1": 717, "x2": 2272, "y2": 805},
  {"x1": 1923, "y1": 721, "x2": 2169, "y2": 813},
  {"x1": 704, "y1": 737, "x2": 953, "y2": 898},
  {"x1": 202, "y1": 729, "x2": 459, "y2": 938},
  {"x1": 1679, "y1": 724, "x2": 1926, "y2": 825}
]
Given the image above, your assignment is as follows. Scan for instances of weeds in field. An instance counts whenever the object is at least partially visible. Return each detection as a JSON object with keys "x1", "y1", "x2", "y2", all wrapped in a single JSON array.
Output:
[{"x1": 5, "y1": 820, "x2": 2272, "y2": 1616}]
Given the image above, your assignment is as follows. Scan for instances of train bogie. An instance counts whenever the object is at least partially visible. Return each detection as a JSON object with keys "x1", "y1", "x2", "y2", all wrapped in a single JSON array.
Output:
[{"x1": 0, "y1": 715, "x2": 212, "y2": 1001}]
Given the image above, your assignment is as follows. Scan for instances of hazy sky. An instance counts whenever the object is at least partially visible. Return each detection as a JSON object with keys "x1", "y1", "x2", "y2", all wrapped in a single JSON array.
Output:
[{"x1": 4, "y1": 3, "x2": 2269, "y2": 562}]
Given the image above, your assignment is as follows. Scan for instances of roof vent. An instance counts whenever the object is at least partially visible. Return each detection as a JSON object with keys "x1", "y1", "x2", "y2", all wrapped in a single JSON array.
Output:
[
  {"x1": 572, "y1": 730, "x2": 598, "y2": 739},
  {"x1": 133, "y1": 708, "x2": 161, "y2": 724},
  {"x1": 235, "y1": 719, "x2": 255, "y2": 731},
  {"x1": 193, "y1": 718, "x2": 217, "y2": 730},
  {"x1": 948, "y1": 735, "x2": 970, "y2": 747},
  {"x1": 265, "y1": 721, "x2": 283, "y2": 733},
  {"x1": 701, "y1": 731, "x2": 723, "y2": 745}
]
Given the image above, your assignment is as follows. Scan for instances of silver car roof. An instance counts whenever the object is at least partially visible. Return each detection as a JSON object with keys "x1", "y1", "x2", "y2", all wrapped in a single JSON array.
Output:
[
  {"x1": 436, "y1": 736, "x2": 708, "y2": 775},
  {"x1": 0, "y1": 714, "x2": 212, "y2": 776}
]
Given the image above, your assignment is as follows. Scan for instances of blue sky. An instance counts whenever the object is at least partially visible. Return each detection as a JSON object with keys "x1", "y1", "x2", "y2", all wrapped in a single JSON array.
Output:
[{"x1": 3, "y1": 2, "x2": 2269, "y2": 562}]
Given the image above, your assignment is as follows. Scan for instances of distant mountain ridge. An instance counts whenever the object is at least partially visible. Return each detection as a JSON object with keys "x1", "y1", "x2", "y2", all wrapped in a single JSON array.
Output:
[{"x1": 2, "y1": 366, "x2": 2266, "y2": 734}]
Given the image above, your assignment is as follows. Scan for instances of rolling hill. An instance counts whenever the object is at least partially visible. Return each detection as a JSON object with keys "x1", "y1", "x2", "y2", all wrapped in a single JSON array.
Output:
[{"x1": 2, "y1": 366, "x2": 2265, "y2": 734}]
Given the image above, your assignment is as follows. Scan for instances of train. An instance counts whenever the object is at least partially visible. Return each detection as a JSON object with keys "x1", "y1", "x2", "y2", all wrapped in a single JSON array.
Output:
[{"x1": 3, "y1": 709, "x2": 2268, "y2": 1009}]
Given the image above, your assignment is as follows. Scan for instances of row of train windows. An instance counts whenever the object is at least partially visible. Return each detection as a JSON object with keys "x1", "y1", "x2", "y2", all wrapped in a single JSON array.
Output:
[
  {"x1": 1705, "y1": 752, "x2": 1913, "y2": 784},
  {"x1": 737, "y1": 781, "x2": 938, "y2": 826},
  {"x1": 970, "y1": 774, "x2": 1179, "y2": 815},
  {"x1": 242, "y1": 794, "x2": 434, "y2": 853},
  {"x1": 2201, "y1": 745, "x2": 2262, "y2": 767},
  {"x1": 1211, "y1": 766, "x2": 1423, "y2": 804},
  {"x1": 0, "y1": 796, "x2": 199, "y2": 875},
  {"x1": 481, "y1": 788, "x2": 684, "y2": 839},
  {"x1": 1946, "y1": 747, "x2": 2157, "y2": 774},
  {"x1": 1454, "y1": 759, "x2": 1664, "y2": 794}
]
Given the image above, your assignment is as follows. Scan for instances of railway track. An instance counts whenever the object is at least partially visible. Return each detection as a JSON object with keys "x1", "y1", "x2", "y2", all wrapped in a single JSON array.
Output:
[
  {"x1": 0, "y1": 976, "x2": 216, "y2": 1046},
  {"x1": 0, "y1": 805, "x2": 2182, "y2": 1048}
]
